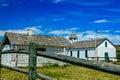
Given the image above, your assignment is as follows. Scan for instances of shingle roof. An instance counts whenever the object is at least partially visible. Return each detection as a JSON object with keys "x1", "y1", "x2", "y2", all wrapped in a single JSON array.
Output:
[
  {"x1": 69, "y1": 33, "x2": 78, "y2": 40},
  {"x1": 72, "y1": 38, "x2": 108, "y2": 49},
  {"x1": 2, "y1": 32, "x2": 71, "y2": 47}
]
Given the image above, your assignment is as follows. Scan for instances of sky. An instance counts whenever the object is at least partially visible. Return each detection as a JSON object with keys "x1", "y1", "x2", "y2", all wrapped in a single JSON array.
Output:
[{"x1": 0, "y1": 0, "x2": 120, "y2": 45}]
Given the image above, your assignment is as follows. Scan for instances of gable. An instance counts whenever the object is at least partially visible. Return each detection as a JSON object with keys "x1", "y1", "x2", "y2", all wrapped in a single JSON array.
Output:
[{"x1": 97, "y1": 40, "x2": 115, "y2": 48}]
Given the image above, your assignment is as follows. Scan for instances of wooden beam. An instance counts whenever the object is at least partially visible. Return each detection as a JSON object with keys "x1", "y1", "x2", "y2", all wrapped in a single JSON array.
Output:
[
  {"x1": 37, "y1": 52, "x2": 120, "y2": 75},
  {"x1": 0, "y1": 50, "x2": 1, "y2": 78},
  {"x1": 28, "y1": 42, "x2": 37, "y2": 80},
  {"x1": 1, "y1": 51, "x2": 120, "y2": 75}
]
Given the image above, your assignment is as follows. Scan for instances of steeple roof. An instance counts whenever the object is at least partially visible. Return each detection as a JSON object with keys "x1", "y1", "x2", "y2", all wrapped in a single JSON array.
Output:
[{"x1": 69, "y1": 33, "x2": 78, "y2": 40}]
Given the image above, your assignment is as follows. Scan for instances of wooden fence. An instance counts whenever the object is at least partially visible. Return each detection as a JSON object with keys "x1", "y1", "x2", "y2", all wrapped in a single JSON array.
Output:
[{"x1": 1, "y1": 42, "x2": 120, "y2": 80}]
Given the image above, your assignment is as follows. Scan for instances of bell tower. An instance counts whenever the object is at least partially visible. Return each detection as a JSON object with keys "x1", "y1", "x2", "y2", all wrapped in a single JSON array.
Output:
[{"x1": 69, "y1": 33, "x2": 78, "y2": 43}]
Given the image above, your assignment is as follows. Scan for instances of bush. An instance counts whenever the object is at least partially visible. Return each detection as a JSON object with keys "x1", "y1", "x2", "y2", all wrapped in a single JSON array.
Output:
[
  {"x1": 42, "y1": 62, "x2": 59, "y2": 67},
  {"x1": 116, "y1": 54, "x2": 120, "y2": 59}
]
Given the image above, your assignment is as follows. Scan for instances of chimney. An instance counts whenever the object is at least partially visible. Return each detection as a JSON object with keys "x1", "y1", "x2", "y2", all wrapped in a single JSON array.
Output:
[{"x1": 27, "y1": 29, "x2": 33, "y2": 35}]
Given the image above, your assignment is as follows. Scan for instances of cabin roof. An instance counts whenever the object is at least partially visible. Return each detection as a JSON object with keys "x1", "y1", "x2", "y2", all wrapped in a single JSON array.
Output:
[
  {"x1": 71, "y1": 38, "x2": 113, "y2": 49},
  {"x1": 1, "y1": 32, "x2": 71, "y2": 47}
]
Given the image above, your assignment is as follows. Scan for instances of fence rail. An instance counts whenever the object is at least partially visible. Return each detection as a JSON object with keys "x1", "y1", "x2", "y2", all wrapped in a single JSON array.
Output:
[
  {"x1": 0, "y1": 42, "x2": 54, "y2": 80},
  {"x1": 1, "y1": 64, "x2": 54, "y2": 80},
  {"x1": 1, "y1": 42, "x2": 120, "y2": 80}
]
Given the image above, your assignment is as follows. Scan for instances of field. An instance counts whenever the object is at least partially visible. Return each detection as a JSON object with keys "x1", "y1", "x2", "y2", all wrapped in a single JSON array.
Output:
[
  {"x1": 116, "y1": 45, "x2": 120, "y2": 52},
  {"x1": 116, "y1": 45, "x2": 120, "y2": 59},
  {"x1": 1, "y1": 65, "x2": 120, "y2": 80}
]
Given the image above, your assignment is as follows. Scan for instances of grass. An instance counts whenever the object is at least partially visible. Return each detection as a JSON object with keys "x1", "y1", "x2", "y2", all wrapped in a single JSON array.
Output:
[
  {"x1": 1, "y1": 68, "x2": 28, "y2": 80},
  {"x1": 116, "y1": 45, "x2": 120, "y2": 54},
  {"x1": 115, "y1": 45, "x2": 120, "y2": 59},
  {"x1": 1, "y1": 65, "x2": 120, "y2": 80}
]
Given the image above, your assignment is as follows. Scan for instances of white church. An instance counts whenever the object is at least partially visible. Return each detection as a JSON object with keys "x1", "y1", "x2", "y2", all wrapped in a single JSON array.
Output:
[{"x1": 67, "y1": 33, "x2": 116, "y2": 61}]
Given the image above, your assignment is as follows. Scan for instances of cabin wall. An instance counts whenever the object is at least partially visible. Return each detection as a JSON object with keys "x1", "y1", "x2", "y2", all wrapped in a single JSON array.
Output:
[
  {"x1": 1, "y1": 54, "x2": 11, "y2": 66},
  {"x1": 1, "y1": 44, "x2": 13, "y2": 66},
  {"x1": 2, "y1": 45, "x2": 66, "y2": 67}
]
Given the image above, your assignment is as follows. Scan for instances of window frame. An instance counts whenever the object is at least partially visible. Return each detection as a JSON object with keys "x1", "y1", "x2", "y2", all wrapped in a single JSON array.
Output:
[
  {"x1": 105, "y1": 42, "x2": 107, "y2": 47},
  {"x1": 85, "y1": 50, "x2": 88, "y2": 58},
  {"x1": 77, "y1": 50, "x2": 80, "y2": 58},
  {"x1": 70, "y1": 50, "x2": 72, "y2": 57}
]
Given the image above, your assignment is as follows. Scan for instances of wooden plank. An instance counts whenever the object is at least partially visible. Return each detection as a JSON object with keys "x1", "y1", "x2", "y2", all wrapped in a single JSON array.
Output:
[
  {"x1": 1, "y1": 64, "x2": 54, "y2": 80},
  {"x1": 1, "y1": 51, "x2": 120, "y2": 75},
  {"x1": 37, "y1": 52, "x2": 120, "y2": 75},
  {"x1": 0, "y1": 50, "x2": 1, "y2": 78},
  {"x1": 28, "y1": 42, "x2": 37, "y2": 80}
]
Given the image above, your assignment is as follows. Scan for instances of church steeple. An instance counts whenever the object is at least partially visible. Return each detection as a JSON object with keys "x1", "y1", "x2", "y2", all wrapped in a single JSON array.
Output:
[{"x1": 69, "y1": 33, "x2": 78, "y2": 43}]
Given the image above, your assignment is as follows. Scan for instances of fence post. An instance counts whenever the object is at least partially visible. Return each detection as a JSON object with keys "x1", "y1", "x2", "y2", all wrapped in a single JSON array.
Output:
[
  {"x1": 0, "y1": 49, "x2": 1, "y2": 78},
  {"x1": 28, "y1": 42, "x2": 37, "y2": 80}
]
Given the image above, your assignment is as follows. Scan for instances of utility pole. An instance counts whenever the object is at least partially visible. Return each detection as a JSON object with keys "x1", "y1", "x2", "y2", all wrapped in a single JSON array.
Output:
[{"x1": 95, "y1": 29, "x2": 98, "y2": 61}]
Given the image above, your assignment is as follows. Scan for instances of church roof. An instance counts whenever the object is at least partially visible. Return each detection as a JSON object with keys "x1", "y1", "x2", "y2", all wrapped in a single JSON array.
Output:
[{"x1": 71, "y1": 38, "x2": 113, "y2": 49}]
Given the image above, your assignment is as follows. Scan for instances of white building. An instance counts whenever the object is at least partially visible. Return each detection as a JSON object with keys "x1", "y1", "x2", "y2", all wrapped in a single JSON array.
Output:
[{"x1": 68, "y1": 38, "x2": 116, "y2": 61}]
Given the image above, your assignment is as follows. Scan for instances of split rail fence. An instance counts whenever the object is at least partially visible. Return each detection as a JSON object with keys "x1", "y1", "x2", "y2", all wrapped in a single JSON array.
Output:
[{"x1": 0, "y1": 42, "x2": 120, "y2": 80}]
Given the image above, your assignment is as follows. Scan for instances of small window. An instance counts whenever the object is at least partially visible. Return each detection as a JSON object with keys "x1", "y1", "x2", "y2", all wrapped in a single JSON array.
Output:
[
  {"x1": 37, "y1": 48, "x2": 46, "y2": 51},
  {"x1": 85, "y1": 50, "x2": 88, "y2": 58},
  {"x1": 70, "y1": 51, "x2": 72, "y2": 57},
  {"x1": 105, "y1": 42, "x2": 107, "y2": 47},
  {"x1": 77, "y1": 50, "x2": 80, "y2": 58},
  {"x1": 5, "y1": 45, "x2": 9, "y2": 48}
]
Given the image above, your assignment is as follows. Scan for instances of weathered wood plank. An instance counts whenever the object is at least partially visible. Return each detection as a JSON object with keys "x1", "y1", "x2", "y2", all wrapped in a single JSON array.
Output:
[
  {"x1": 37, "y1": 52, "x2": 120, "y2": 75},
  {"x1": 0, "y1": 50, "x2": 2, "y2": 78},
  {"x1": 1, "y1": 51, "x2": 120, "y2": 75},
  {"x1": 28, "y1": 42, "x2": 37, "y2": 80}
]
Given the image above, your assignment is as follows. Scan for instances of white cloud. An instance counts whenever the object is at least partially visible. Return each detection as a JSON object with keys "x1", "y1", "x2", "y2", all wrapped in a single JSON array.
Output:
[
  {"x1": 0, "y1": 4, "x2": 9, "y2": 7},
  {"x1": 52, "y1": 0, "x2": 64, "y2": 3},
  {"x1": 70, "y1": 28, "x2": 79, "y2": 31},
  {"x1": 97, "y1": 30, "x2": 110, "y2": 33},
  {"x1": 49, "y1": 27, "x2": 79, "y2": 35},
  {"x1": 52, "y1": 18, "x2": 65, "y2": 21},
  {"x1": 96, "y1": 34, "x2": 120, "y2": 45},
  {"x1": 49, "y1": 30, "x2": 70, "y2": 35},
  {"x1": 68, "y1": 30, "x2": 120, "y2": 45},
  {"x1": 93, "y1": 19, "x2": 110, "y2": 23},
  {"x1": 0, "y1": 26, "x2": 43, "y2": 37},
  {"x1": 115, "y1": 30, "x2": 120, "y2": 33},
  {"x1": 0, "y1": 27, "x2": 120, "y2": 45}
]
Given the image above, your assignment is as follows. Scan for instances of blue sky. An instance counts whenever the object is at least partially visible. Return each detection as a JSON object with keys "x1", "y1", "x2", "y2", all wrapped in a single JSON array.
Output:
[{"x1": 0, "y1": 0, "x2": 120, "y2": 44}]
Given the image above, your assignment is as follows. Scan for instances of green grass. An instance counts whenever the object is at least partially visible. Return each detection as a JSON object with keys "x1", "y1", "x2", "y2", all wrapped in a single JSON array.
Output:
[
  {"x1": 1, "y1": 65, "x2": 120, "y2": 80},
  {"x1": 1, "y1": 68, "x2": 28, "y2": 80},
  {"x1": 115, "y1": 45, "x2": 120, "y2": 59},
  {"x1": 116, "y1": 45, "x2": 120, "y2": 54}
]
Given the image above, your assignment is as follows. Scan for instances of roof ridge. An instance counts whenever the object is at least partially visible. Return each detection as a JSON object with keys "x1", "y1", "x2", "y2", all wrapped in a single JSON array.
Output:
[
  {"x1": 5, "y1": 32, "x2": 65, "y2": 38},
  {"x1": 75, "y1": 38, "x2": 107, "y2": 43}
]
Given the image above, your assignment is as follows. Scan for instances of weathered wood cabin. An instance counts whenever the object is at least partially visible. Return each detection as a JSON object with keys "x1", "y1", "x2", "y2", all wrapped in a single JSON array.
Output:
[{"x1": 1, "y1": 32, "x2": 71, "y2": 67}]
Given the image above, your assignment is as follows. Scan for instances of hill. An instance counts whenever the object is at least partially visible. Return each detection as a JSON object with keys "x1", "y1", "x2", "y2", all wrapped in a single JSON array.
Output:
[
  {"x1": 115, "y1": 45, "x2": 120, "y2": 59},
  {"x1": 1, "y1": 65, "x2": 120, "y2": 80}
]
